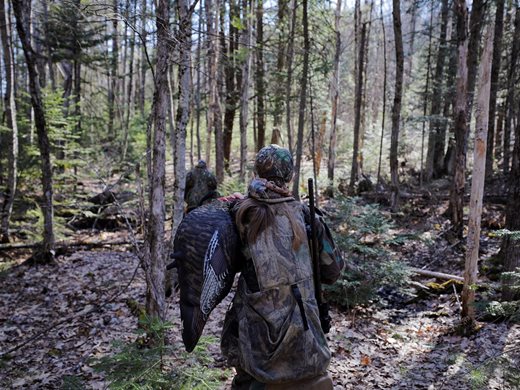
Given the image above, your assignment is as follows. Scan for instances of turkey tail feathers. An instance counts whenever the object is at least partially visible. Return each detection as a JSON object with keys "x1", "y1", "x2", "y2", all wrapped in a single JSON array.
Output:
[{"x1": 174, "y1": 202, "x2": 243, "y2": 352}]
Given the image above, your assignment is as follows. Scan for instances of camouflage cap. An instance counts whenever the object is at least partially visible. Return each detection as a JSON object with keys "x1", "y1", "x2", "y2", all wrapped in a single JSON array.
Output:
[{"x1": 254, "y1": 144, "x2": 294, "y2": 183}]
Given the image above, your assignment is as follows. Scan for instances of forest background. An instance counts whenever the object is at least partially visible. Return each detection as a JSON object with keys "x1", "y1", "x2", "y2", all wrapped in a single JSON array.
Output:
[{"x1": 0, "y1": 0, "x2": 519, "y2": 388}]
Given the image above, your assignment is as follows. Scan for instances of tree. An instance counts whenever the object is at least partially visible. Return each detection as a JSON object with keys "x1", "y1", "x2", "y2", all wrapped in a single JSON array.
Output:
[
  {"x1": 291, "y1": 0, "x2": 309, "y2": 198},
  {"x1": 255, "y1": 0, "x2": 265, "y2": 151},
  {"x1": 205, "y1": 0, "x2": 224, "y2": 182},
  {"x1": 171, "y1": 0, "x2": 193, "y2": 240},
  {"x1": 390, "y1": 0, "x2": 404, "y2": 210},
  {"x1": 449, "y1": 0, "x2": 469, "y2": 238},
  {"x1": 349, "y1": 22, "x2": 366, "y2": 193},
  {"x1": 239, "y1": 0, "x2": 252, "y2": 181},
  {"x1": 0, "y1": 0, "x2": 19, "y2": 243},
  {"x1": 485, "y1": 0, "x2": 505, "y2": 180},
  {"x1": 424, "y1": 0, "x2": 449, "y2": 182},
  {"x1": 503, "y1": 2, "x2": 520, "y2": 175},
  {"x1": 13, "y1": 0, "x2": 55, "y2": 263},
  {"x1": 144, "y1": 0, "x2": 170, "y2": 320},
  {"x1": 325, "y1": 0, "x2": 342, "y2": 197},
  {"x1": 461, "y1": 25, "x2": 493, "y2": 334}
]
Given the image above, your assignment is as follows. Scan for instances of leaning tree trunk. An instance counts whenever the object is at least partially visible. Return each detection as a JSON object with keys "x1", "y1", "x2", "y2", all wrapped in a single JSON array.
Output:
[
  {"x1": 390, "y1": 0, "x2": 404, "y2": 211},
  {"x1": 325, "y1": 0, "x2": 342, "y2": 197},
  {"x1": 485, "y1": 0, "x2": 504, "y2": 181},
  {"x1": 0, "y1": 0, "x2": 18, "y2": 243},
  {"x1": 449, "y1": 0, "x2": 469, "y2": 238},
  {"x1": 461, "y1": 25, "x2": 493, "y2": 334},
  {"x1": 291, "y1": 0, "x2": 309, "y2": 198},
  {"x1": 144, "y1": 0, "x2": 170, "y2": 321},
  {"x1": 13, "y1": 0, "x2": 55, "y2": 263}
]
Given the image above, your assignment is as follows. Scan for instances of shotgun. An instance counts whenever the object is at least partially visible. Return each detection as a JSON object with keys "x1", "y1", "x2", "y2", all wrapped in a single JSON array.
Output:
[{"x1": 308, "y1": 178, "x2": 331, "y2": 333}]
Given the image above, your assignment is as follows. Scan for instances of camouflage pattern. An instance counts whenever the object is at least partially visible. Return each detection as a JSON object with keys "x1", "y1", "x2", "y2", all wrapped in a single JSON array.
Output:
[
  {"x1": 184, "y1": 160, "x2": 218, "y2": 211},
  {"x1": 247, "y1": 177, "x2": 292, "y2": 200},
  {"x1": 254, "y1": 145, "x2": 294, "y2": 183},
  {"x1": 221, "y1": 199, "x2": 343, "y2": 385}
]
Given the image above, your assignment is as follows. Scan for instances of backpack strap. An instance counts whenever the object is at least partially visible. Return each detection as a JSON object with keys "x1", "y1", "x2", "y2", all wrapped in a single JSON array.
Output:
[{"x1": 291, "y1": 284, "x2": 309, "y2": 331}]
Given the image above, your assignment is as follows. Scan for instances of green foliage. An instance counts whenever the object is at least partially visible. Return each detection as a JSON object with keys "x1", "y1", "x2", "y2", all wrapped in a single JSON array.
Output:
[
  {"x1": 92, "y1": 316, "x2": 229, "y2": 390},
  {"x1": 502, "y1": 267, "x2": 520, "y2": 296},
  {"x1": 219, "y1": 175, "x2": 246, "y2": 196},
  {"x1": 325, "y1": 197, "x2": 413, "y2": 308},
  {"x1": 490, "y1": 229, "x2": 520, "y2": 241},
  {"x1": 466, "y1": 355, "x2": 520, "y2": 389}
]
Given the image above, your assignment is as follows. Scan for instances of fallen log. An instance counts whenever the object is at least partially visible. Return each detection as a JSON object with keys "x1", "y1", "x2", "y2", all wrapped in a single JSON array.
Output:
[
  {"x1": 0, "y1": 239, "x2": 142, "y2": 252},
  {"x1": 408, "y1": 267, "x2": 464, "y2": 282}
]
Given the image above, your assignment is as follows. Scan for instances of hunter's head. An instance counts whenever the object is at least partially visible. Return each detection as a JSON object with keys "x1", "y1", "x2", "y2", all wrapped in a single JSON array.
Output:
[{"x1": 254, "y1": 144, "x2": 294, "y2": 187}]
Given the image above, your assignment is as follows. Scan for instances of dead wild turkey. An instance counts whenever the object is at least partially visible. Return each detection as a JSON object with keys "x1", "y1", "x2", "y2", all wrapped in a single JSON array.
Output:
[{"x1": 172, "y1": 201, "x2": 244, "y2": 352}]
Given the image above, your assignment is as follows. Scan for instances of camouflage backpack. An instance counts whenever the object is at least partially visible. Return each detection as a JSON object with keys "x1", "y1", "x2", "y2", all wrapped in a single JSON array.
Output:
[{"x1": 222, "y1": 199, "x2": 331, "y2": 384}]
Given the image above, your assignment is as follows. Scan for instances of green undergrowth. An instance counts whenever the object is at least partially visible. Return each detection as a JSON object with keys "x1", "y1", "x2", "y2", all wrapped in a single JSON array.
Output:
[
  {"x1": 83, "y1": 316, "x2": 229, "y2": 390},
  {"x1": 325, "y1": 197, "x2": 418, "y2": 309}
]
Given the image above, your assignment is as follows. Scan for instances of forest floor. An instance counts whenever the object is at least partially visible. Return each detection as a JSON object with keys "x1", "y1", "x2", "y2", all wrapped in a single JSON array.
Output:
[{"x1": 0, "y1": 178, "x2": 519, "y2": 389}]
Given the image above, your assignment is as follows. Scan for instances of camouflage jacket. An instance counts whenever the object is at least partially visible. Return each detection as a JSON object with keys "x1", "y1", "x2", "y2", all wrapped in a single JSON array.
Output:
[
  {"x1": 221, "y1": 193, "x2": 344, "y2": 384},
  {"x1": 184, "y1": 166, "x2": 218, "y2": 211}
]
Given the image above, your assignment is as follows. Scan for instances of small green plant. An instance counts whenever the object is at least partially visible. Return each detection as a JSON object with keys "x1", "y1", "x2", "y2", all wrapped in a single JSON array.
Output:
[
  {"x1": 92, "y1": 316, "x2": 230, "y2": 389},
  {"x1": 219, "y1": 175, "x2": 246, "y2": 196},
  {"x1": 325, "y1": 197, "x2": 413, "y2": 308}
]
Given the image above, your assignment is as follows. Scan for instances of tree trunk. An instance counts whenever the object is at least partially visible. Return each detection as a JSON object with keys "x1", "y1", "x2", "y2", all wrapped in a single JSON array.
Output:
[
  {"x1": 122, "y1": 0, "x2": 137, "y2": 161},
  {"x1": 376, "y1": 0, "x2": 387, "y2": 187},
  {"x1": 239, "y1": 0, "x2": 252, "y2": 182},
  {"x1": 195, "y1": 7, "x2": 202, "y2": 162},
  {"x1": 171, "y1": 0, "x2": 192, "y2": 241},
  {"x1": 449, "y1": 0, "x2": 469, "y2": 238},
  {"x1": 222, "y1": 0, "x2": 239, "y2": 172},
  {"x1": 500, "y1": 115, "x2": 520, "y2": 301},
  {"x1": 420, "y1": 0, "x2": 434, "y2": 187},
  {"x1": 349, "y1": 22, "x2": 366, "y2": 193},
  {"x1": 465, "y1": 0, "x2": 487, "y2": 119},
  {"x1": 291, "y1": 0, "x2": 309, "y2": 198},
  {"x1": 390, "y1": 0, "x2": 404, "y2": 211},
  {"x1": 325, "y1": 0, "x2": 342, "y2": 197},
  {"x1": 461, "y1": 25, "x2": 493, "y2": 334},
  {"x1": 13, "y1": 0, "x2": 55, "y2": 263},
  {"x1": 255, "y1": 0, "x2": 265, "y2": 151},
  {"x1": 504, "y1": 3, "x2": 520, "y2": 175},
  {"x1": 206, "y1": 0, "x2": 224, "y2": 182},
  {"x1": 485, "y1": 0, "x2": 504, "y2": 181},
  {"x1": 139, "y1": 0, "x2": 147, "y2": 118},
  {"x1": 272, "y1": 0, "x2": 287, "y2": 131},
  {"x1": 144, "y1": 0, "x2": 169, "y2": 321},
  {"x1": 108, "y1": 0, "x2": 118, "y2": 139},
  {"x1": 424, "y1": 0, "x2": 449, "y2": 182},
  {"x1": 0, "y1": 0, "x2": 18, "y2": 243},
  {"x1": 284, "y1": 0, "x2": 297, "y2": 154}
]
